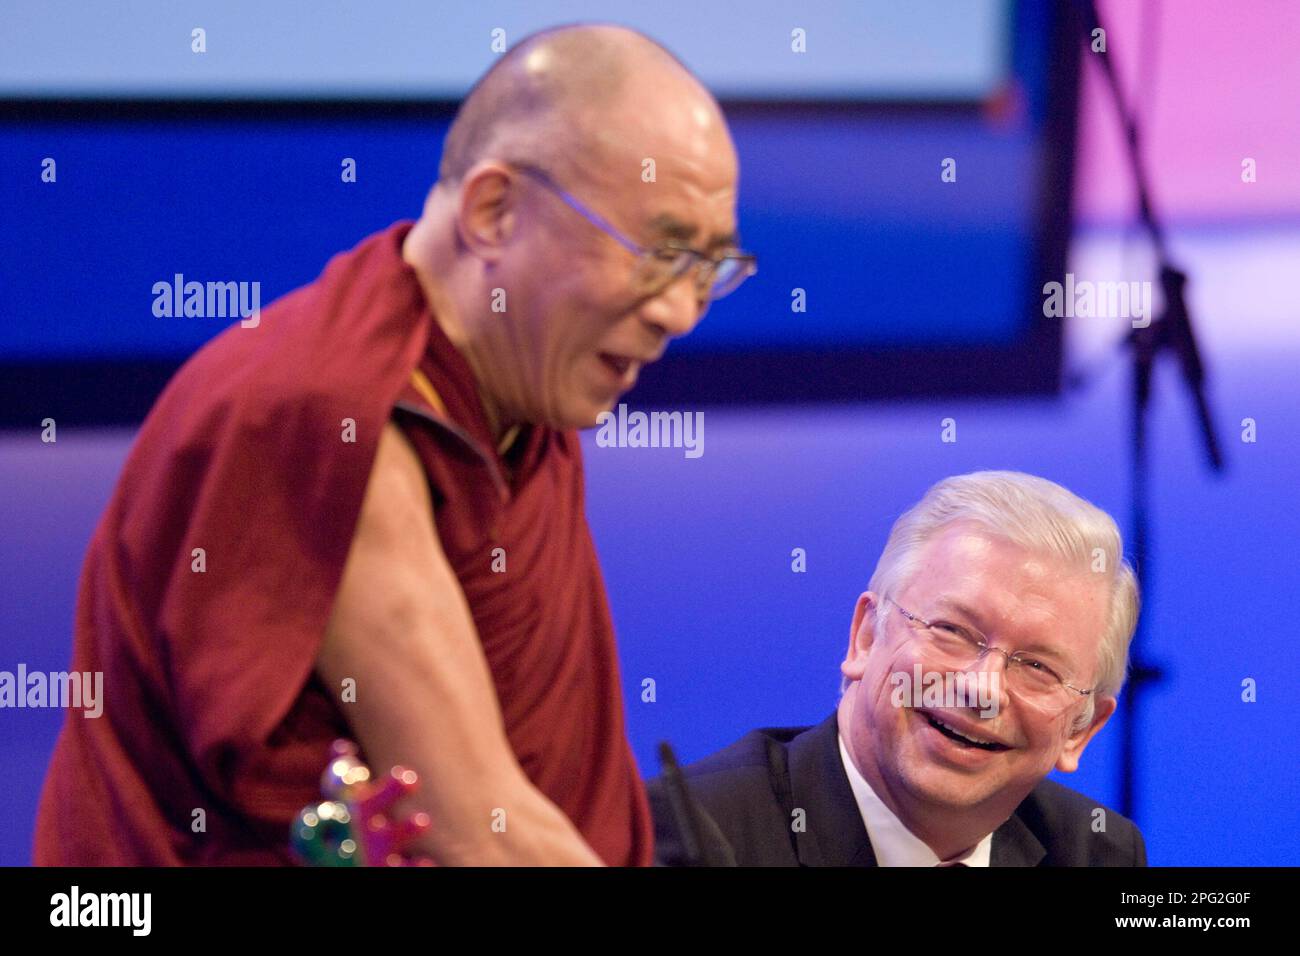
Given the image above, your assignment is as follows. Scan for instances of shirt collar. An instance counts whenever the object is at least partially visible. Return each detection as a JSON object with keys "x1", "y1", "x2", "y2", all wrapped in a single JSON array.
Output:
[{"x1": 836, "y1": 731, "x2": 994, "y2": 867}]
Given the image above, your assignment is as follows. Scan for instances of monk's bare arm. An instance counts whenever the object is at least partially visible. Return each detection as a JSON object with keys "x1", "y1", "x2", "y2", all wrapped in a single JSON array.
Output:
[{"x1": 315, "y1": 422, "x2": 604, "y2": 866}]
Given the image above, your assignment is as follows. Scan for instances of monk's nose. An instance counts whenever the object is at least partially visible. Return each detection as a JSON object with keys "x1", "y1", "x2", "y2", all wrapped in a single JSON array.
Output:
[{"x1": 642, "y1": 273, "x2": 706, "y2": 340}]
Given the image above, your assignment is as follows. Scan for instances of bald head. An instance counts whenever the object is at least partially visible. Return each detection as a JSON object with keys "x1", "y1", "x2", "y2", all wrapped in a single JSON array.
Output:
[{"x1": 438, "y1": 24, "x2": 725, "y2": 186}]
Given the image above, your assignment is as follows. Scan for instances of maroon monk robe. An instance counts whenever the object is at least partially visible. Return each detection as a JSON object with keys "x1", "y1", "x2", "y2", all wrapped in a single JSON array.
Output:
[{"x1": 33, "y1": 221, "x2": 654, "y2": 866}]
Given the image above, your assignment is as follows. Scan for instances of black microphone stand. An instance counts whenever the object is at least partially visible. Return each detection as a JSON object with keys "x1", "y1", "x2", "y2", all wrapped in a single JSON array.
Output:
[{"x1": 1072, "y1": 0, "x2": 1225, "y2": 821}]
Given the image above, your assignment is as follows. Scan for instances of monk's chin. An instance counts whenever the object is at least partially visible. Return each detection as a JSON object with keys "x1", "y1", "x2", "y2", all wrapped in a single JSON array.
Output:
[
  {"x1": 566, "y1": 394, "x2": 624, "y2": 431},
  {"x1": 545, "y1": 409, "x2": 600, "y2": 432}
]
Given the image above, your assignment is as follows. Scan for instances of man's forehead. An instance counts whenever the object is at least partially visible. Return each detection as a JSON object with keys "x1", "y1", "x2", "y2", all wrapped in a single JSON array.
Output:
[
  {"x1": 645, "y1": 211, "x2": 738, "y2": 250},
  {"x1": 922, "y1": 592, "x2": 1098, "y2": 670},
  {"x1": 584, "y1": 108, "x2": 740, "y2": 248},
  {"x1": 908, "y1": 527, "x2": 1104, "y2": 657}
]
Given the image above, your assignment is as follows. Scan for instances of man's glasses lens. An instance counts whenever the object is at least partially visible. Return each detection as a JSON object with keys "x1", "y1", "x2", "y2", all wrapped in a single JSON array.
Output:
[
  {"x1": 920, "y1": 626, "x2": 1067, "y2": 705},
  {"x1": 709, "y1": 257, "x2": 753, "y2": 299},
  {"x1": 638, "y1": 251, "x2": 754, "y2": 301}
]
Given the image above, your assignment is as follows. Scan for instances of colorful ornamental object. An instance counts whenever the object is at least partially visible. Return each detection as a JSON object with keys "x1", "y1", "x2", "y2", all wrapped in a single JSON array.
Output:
[{"x1": 291, "y1": 739, "x2": 434, "y2": 866}]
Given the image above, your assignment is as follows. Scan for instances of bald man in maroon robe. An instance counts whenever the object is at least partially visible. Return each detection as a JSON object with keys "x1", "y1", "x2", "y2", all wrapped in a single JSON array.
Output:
[{"x1": 33, "y1": 24, "x2": 750, "y2": 865}]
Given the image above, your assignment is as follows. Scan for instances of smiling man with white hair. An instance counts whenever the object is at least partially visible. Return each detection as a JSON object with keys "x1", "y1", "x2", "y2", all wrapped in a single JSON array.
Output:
[{"x1": 649, "y1": 470, "x2": 1147, "y2": 866}]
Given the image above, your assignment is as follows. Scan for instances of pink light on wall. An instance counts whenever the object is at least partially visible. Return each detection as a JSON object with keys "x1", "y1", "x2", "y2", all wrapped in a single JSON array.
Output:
[{"x1": 1073, "y1": 0, "x2": 1300, "y2": 226}]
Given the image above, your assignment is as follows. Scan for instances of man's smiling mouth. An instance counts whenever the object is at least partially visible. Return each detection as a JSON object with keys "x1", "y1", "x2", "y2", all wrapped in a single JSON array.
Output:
[{"x1": 924, "y1": 713, "x2": 1011, "y2": 752}]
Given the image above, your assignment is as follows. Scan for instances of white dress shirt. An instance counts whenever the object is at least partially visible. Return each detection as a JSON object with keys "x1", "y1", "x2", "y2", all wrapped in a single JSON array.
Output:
[{"x1": 837, "y1": 731, "x2": 994, "y2": 867}]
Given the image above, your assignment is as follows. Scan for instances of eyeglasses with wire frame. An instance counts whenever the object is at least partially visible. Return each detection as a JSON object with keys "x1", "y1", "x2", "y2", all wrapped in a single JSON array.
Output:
[
  {"x1": 881, "y1": 595, "x2": 1095, "y2": 710},
  {"x1": 508, "y1": 161, "x2": 757, "y2": 312}
]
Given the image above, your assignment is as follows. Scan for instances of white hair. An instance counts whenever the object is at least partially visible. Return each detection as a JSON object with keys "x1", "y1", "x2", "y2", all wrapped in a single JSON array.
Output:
[{"x1": 840, "y1": 470, "x2": 1139, "y2": 736}]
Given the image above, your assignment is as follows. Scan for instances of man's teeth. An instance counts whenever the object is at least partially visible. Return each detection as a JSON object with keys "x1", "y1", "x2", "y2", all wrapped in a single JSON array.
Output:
[{"x1": 930, "y1": 715, "x2": 1000, "y2": 748}]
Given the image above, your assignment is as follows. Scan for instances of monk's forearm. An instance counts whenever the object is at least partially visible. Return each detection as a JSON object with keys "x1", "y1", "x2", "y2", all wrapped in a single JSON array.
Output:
[
  {"x1": 319, "y1": 595, "x2": 603, "y2": 865},
  {"x1": 333, "y1": 639, "x2": 601, "y2": 864},
  {"x1": 416, "y1": 777, "x2": 605, "y2": 866}
]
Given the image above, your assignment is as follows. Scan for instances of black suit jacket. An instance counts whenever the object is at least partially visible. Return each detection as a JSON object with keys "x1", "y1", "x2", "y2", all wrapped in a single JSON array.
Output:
[{"x1": 648, "y1": 713, "x2": 1148, "y2": 866}]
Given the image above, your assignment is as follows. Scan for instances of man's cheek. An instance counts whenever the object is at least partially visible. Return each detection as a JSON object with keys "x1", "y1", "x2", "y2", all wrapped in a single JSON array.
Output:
[{"x1": 1021, "y1": 731, "x2": 1059, "y2": 773}]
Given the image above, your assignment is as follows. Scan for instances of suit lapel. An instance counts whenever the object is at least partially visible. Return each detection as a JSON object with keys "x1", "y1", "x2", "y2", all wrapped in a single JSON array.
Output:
[
  {"x1": 784, "y1": 713, "x2": 876, "y2": 866},
  {"x1": 991, "y1": 810, "x2": 1047, "y2": 867}
]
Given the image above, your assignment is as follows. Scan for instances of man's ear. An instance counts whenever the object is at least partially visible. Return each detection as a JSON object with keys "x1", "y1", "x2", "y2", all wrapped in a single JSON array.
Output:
[
  {"x1": 1055, "y1": 695, "x2": 1117, "y2": 773},
  {"x1": 840, "y1": 591, "x2": 879, "y2": 684},
  {"x1": 454, "y1": 161, "x2": 520, "y2": 262}
]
